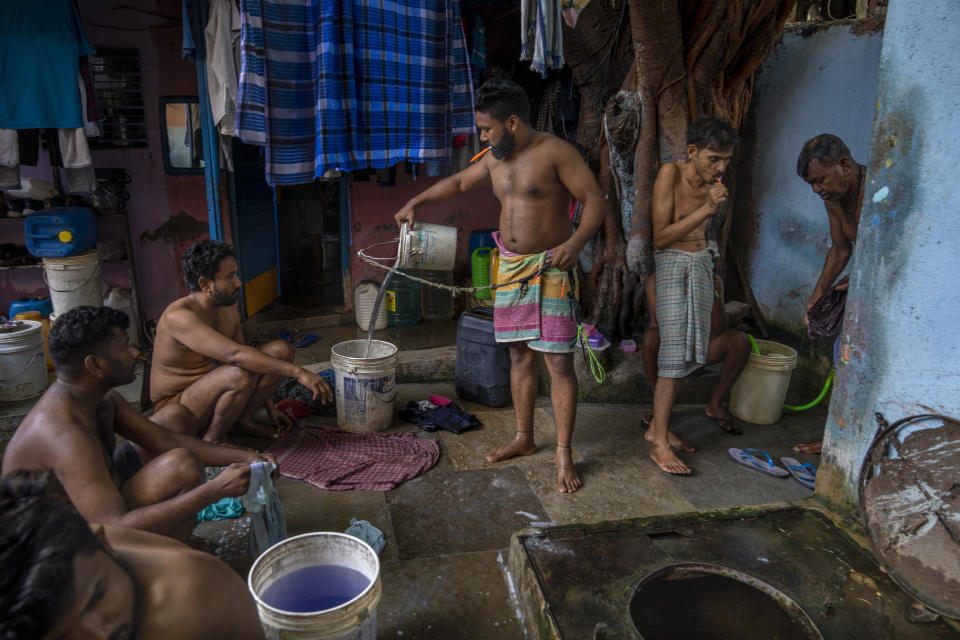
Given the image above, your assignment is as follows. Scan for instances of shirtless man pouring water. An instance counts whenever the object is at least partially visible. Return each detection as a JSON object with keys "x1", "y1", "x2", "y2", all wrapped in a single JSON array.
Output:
[{"x1": 394, "y1": 78, "x2": 608, "y2": 492}]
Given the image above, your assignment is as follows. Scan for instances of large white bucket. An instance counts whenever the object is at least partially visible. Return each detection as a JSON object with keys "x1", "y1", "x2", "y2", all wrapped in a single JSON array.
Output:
[
  {"x1": 398, "y1": 221, "x2": 457, "y2": 271},
  {"x1": 353, "y1": 283, "x2": 387, "y2": 331},
  {"x1": 730, "y1": 340, "x2": 798, "y2": 425},
  {"x1": 42, "y1": 249, "x2": 103, "y2": 317},
  {"x1": 331, "y1": 340, "x2": 398, "y2": 433},
  {"x1": 0, "y1": 320, "x2": 48, "y2": 401},
  {"x1": 248, "y1": 532, "x2": 382, "y2": 640}
]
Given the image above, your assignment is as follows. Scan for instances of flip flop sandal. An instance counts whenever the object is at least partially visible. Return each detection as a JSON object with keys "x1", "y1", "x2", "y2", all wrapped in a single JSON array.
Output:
[
  {"x1": 728, "y1": 448, "x2": 790, "y2": 478},
  {"x1": 294, "y1": 333, "x2": 318, "y2": 347},
  {"x1": 276, "y1": 330, "x2": 294, "y2": 343},
  {"x1": 780, "y1": 457, "x2": 817, "y2": 490},
  {"x1": 709, "y1": 415, "x2": 743, "y2": 435}
]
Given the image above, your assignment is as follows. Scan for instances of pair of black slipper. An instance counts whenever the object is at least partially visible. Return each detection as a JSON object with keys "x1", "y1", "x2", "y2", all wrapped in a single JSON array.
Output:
[
  {"x1": 0, "y1": 244, "x2": 38, "y2": 267},
  {"x1": 640, "y1": 412, "x2": 742, "y2": 435}
]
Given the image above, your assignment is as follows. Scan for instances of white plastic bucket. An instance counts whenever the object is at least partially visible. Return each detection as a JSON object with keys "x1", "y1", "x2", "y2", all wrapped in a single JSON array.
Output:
[
  {"x1": 353, "y1": 283, "x2": 387, "y2": 331},
  {"x1": 331, "y1": 340, "x2": 398, "y2": 433},
  {"x1": 42, "y1": 249, "x2": 103, "y2": 317},
  {"x1": 0, "y1": 320, "x2": 48, "y2": 401},
  {"x1": 398, "y1": 221, "x2": 457, "y2": 271},
  {"x1": 248, "y1": 532, "x2": 382, "y2": 640},
  {"x1": 730, "y1": 340, "x2": 798, "y2": 425}
]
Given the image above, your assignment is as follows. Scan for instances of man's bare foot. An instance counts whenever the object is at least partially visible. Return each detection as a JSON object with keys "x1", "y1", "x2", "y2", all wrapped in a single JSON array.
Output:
[
  {"x1": 486, "y1": 431, "x2": 536, "y2": 463},
  {"x1": 649, "y1": 442, "x2": 692, "y2": 475},
  {"x1": 235, "y1": 420, "x2": 279, "y2": 440},
  {"x1": 554, "y1": 445, "x2": 581, "y2": 493},
  {"x1": 644, "y1": 429, "x2": 695, "y2": 453},
  {"x1": 793, "y1": 440, "x2": 822, "y2": 454}
]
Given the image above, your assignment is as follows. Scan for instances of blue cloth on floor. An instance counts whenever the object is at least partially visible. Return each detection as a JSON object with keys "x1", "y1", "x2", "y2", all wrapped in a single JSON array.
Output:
[
  {"x1": 235, "y1": 0, "x2": 475, "y2": 185},
  {"x1": 345, "y1": 518, "x2": 385, "y2": 555},
  {"x1": 197, "y1": 497, "x2": 243, "y2": 522},
  {"x1": 242, "y1": 461, "x2": 288, "y2": 558}
]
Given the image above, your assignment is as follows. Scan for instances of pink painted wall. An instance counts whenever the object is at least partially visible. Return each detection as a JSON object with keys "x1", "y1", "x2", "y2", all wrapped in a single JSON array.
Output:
[
  {"x1": 1, "y1": 0, "x2": 210, "y2": 321},
  {"x1": 348, "y1": 170, "x2": 501, "y2": 289}
]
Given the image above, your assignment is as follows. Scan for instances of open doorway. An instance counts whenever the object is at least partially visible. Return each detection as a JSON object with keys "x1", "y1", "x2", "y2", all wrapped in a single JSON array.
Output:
[{"x1": 275, "y1": 179, "x2": 344, "y2": 311}]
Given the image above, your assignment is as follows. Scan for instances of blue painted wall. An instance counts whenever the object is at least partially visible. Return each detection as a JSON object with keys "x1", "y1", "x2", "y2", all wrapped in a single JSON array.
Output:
[
  {"x1": 819, "y1": 0, "x2": 960, "y2": 508},
  {"x1": 745, "y1": 24, "x2": 883, "y2": 331}
]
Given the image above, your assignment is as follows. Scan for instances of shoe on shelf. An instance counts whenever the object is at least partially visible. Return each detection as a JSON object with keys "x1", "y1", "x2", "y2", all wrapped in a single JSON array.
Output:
[
  {"x1": 5, "y1": 198, "x2": 24, "y2": 218},
  {"x1": 22, "y1": 199, "x2": 44, "y2": 216}
]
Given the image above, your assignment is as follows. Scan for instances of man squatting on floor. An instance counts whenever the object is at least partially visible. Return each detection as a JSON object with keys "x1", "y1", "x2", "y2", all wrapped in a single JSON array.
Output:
[
  {"x1": 150, "y1": 239, "x2": 332, "y2": 443},
  {"x1": 394, "y1": 78, "x2": 608, "y2": 493},
  {"x1": 1, "y1": 305, "x2": 276, "y2": 542}
]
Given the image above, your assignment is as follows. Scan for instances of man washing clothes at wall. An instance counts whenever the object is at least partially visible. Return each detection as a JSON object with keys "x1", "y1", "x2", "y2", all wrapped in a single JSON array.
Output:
[
  {"x1": 0, "y1": 470, "x2": 265, "y2": 640},
  {"x1": 1, "y1": 306, "x2": 272, "y2": 542},
  {"x1": 151, "y1": 239, "x2": 332, "y2": 443},
  {"x1": 394, "y1": 78, "x2": 608, "y2": 493},
  {"x1": 646, "y1": 117, "x2": 751, "y2": 475},
  {"x1": 793, "y1": 134, "x2": 866, "y2": 455}
]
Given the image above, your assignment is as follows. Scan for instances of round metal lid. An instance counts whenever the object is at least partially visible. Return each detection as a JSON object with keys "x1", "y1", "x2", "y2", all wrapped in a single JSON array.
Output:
[{"x1": 859, "y1": 413, "x2": 960, "y2": 619}]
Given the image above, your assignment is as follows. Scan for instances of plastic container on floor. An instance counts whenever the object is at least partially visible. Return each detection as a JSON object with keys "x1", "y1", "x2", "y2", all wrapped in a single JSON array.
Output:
[
  {"x1": 0, "y1": 320, "x2": 48, "y2": 401},
  {"x1": 417, "y1": 270, "x2": 455, "y2": 321},
  {"x1": 248, "y1": 532, "x2": 382, "y2": 640},
  {"x1": 330, "y1": 339, "x2": 398, "y2": 433},
  {"x1": 24, "y1": 207, "x2": 97, "y2": 257},
  {"x1": 471, "y1": 247, "x2": 493, "y2": 300},
  {"x1": 385, "y1": 272, "x2": 420, "y2": 327},
  {"x1": 353, "y1": 282, "x2": 388, "y2": 331},
  {"x1": 8, "y1": 296, "x2": 52, "y2": 319},
  {"x1": 42, "y1": 249, "x2": 103, "y2": 317},
  {"x1": 455, "y1": 306, "x2": 511, "y2": 407},
  {"x1": 103, "y1": 288, "x2": 140, "y2": 347},
  {"x1": 12, "y1": 311, "x2": 53, "y2": 371},
  {"x1": 729, "y1": 340, "x2": 798, "y2": 425}
]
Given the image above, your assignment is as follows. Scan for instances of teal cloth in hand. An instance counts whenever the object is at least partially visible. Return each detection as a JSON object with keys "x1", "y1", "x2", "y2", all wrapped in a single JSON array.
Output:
[{"x1": 196, "y1": 497, "x2": 243, "y2": 522}]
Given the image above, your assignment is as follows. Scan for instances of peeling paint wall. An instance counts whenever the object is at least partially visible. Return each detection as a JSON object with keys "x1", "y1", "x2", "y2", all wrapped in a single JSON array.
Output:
[
  {"x1": 819, "y1": 0, "x2": 960, "y2": 510},
  {"x1": 743, "y1": 23, "x2": 883, "y2": 332},
  {"x1": 2, "y1": 0, "x2": 209, "y2": 321}
]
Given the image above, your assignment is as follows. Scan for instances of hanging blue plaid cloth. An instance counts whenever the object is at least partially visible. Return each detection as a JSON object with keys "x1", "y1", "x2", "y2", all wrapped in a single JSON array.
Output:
[{"x1": 236, "y1": 0, "x2": 475, "y2": 186}]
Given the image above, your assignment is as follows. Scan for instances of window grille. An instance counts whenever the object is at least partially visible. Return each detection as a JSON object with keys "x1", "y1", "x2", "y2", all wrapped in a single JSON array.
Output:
[{"x1": 87, "y1": 48, "x2": 148, "y2": 149}]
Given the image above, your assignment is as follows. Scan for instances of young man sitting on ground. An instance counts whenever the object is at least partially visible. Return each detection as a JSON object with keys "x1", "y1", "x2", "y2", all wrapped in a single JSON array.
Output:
[{"x1": 1, "y1": 305, "x2": 274, "y2": 541}]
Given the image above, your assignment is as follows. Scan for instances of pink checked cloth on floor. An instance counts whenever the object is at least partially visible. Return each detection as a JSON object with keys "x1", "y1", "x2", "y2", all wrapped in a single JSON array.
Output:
[{"x1": 268, "y1": 422, "x2": 440, "y2": 490}]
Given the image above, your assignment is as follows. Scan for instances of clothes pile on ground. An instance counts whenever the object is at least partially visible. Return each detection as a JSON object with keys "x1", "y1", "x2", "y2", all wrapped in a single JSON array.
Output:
[
  {"x1": 398, "y1": 398, "x2": 482, "y2": 435},
  {"x1": 275, "y1": 369, "x2": 336, "y2": 417}
]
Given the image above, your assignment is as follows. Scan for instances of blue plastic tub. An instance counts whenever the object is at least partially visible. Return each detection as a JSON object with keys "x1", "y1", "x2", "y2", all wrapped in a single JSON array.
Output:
[{"x1": 24, "y1": 207, "x2": 98, "y2": 257}]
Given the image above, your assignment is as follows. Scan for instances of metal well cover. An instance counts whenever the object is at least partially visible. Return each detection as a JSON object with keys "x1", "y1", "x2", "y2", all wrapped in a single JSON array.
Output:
[{"x1": 859, "y1": 413, "x2": 960, "y2": 619}]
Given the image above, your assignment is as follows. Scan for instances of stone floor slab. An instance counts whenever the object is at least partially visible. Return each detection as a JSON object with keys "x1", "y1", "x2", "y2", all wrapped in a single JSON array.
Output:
[
  {"x1": 385, "y1": 466, "x2": 547, "y2": 560},
  {"x1": 276, "y1": 477, "x2": 400, "y2": 564},
  {"x1": 442, "y1": 408, "x2": 559, "y2": 471},
  {"x1": 377, "y1": 550, "x2": 523, "y2": 640},
  {"x1": 520, "y1": 455, "x2": 696, "y2": 526}
]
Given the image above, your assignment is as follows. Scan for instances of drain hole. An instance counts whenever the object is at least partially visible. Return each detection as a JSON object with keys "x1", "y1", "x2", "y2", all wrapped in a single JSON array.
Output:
[
  {"x1": 645, "y1": 530, "x2": 687, "y2": 540},
  {"x1": 630, "y1": 564, "x2": 820, "y2": 640}
]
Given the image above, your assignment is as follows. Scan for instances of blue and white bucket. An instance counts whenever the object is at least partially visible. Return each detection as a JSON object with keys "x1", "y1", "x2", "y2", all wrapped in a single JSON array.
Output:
[{"x1": 330, "y1": 340, "x2": 398, "y2": 433}]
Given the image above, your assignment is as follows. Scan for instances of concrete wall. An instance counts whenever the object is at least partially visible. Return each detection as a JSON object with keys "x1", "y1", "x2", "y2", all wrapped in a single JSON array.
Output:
[
  {"x1": 818, "y1": 0, "x2": 960, "y2": 510},
  {"x1": 2, "y1": 0, "x2": 210, "y2": 321},
  {"x1": 742, "y1": 22, "x2": 883, "y2": 332}
]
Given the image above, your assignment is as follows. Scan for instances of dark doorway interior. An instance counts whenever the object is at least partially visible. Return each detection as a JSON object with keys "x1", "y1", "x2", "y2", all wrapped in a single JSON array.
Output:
[{"x1": 276, "y1": 179, "x2": 344, "y2": 311}]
